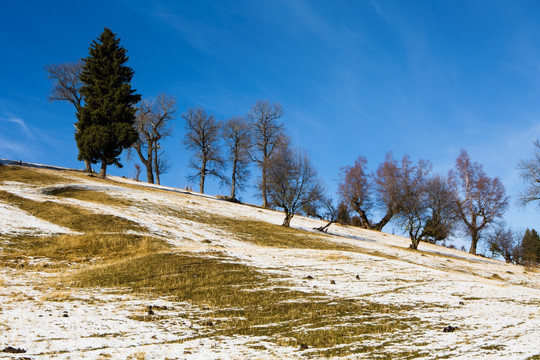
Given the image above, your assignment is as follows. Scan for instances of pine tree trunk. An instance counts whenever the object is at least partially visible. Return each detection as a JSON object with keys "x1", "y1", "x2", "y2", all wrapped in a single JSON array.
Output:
[
  {"x1": 99, "y1": 161, "x2": 107, "y2": 179},
  {"x1": 84, "y1": 159, "x2": 93, "y2": 173}
]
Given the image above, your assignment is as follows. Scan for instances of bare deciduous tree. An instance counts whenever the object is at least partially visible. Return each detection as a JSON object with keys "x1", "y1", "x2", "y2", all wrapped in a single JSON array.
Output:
[
  {"x1": 394, "y1": 168, "x2": 457, "y2": 250},
  {"x1": 337, "y1": 156, "x2": 372, "y2": 228},
  {"x1": 518, "y1": 140, "x2": 540, "y2": 208},
  {"x1": 373, "y1": 153, "x2": 405, "y2": 231},
  {"x1": 182, "y1": 107, "x2": 223, "y2": 194},
  {"x1": 133, "y1": 94, "x2": 176, "y2": 184},
  {"x1": 487, "y1": 226, "x2": 521, "y2": 264},
  {"x1": 448, "y1": 150, "x2": 509, "y2": 255},
  {"x1": 249, "y1": 100, "x2": 286, "y2": 208},
  {"x1": 266, "y1": 146, "x2": 323, "y2": 227},
  {"x1": 45, "y1": 61, "x2": 92, "y2": 172},
  {"x1": 133, "y1": 163, "x2": 141, "y2": 181},
  {"x1": 222, "y1": 116, "x2": 252, "y2": 200},
  {"x1": 338, "y1": 153, "x2": 416, "y2": 232},
  {"x1": 394, "y1": 157, "x2": 432, "y2": 249},
  {"x1": 313, "y1": 196, "x2": 339, "y2": 232},
  {"x1": 421, "y1": 175, "x2": 458, "y2": 244}
]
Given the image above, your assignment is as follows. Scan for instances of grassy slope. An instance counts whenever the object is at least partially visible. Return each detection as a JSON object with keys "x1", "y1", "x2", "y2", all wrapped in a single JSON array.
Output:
[{"x1": 0, "y1": 164, "x2": 538, "y2": 358}]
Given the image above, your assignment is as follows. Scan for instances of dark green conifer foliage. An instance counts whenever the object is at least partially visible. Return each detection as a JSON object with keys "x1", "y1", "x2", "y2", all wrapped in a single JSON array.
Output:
[
  {"x1": 76, "y1": 28, "x2": 141, "y2": 178},
  {"x1": 521, "y1": 228, "x2": 540, "y2": 263}
]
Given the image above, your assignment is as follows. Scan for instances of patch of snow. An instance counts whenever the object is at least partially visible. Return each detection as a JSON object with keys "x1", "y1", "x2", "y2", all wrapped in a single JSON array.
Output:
[
  {"x1": 0, "y1": 201, "x2": 72, "y2": 237},
  {"x1": 1, "y1": 163, "x2": 540, "y2": 359}
]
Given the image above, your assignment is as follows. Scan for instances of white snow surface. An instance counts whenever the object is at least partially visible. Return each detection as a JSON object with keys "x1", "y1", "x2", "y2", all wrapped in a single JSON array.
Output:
[{"x1": 0, "y1": 164, "x2": 539, "y2": 359}]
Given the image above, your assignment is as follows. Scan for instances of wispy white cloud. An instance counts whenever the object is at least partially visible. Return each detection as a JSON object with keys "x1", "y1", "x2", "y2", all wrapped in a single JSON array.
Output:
[{"x1": 1, "y1": 115, "x2": 34, "y2": 138}]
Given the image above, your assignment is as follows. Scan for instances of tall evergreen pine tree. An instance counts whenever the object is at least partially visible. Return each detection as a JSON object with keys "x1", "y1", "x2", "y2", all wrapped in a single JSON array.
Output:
[
  {"x1": 522, "y1": 229, "x2": 540, "y2": 263},
  {"x1": 76, "y1": 28, "x2": 141, "y2": 178}
]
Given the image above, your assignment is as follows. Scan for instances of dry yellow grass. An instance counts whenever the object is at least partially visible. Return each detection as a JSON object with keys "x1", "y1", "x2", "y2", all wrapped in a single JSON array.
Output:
[
  {"x1": 0, "y1": 165, "x2": 71, "y2": 185},
  {"x1": 0, "y1": 190, "x2": 142, "y2": 233},
  {"x1": 40, "y1": 290, "x2": 73, "y2": 302},
  {"x1": 2, "y1": 233, "x2": 169, "y2": 266},
  {"x1": 0, "y1": 164, "x2": 431, "y2": 356},
  {"x1": 71, "y1": 251, "x2": 421, "y2": 353}
]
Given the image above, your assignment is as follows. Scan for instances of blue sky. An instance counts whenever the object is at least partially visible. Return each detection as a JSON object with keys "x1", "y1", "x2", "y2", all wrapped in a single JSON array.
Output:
[{"x1": 2, "y1": 0, "x2": 540, "y2": 248}]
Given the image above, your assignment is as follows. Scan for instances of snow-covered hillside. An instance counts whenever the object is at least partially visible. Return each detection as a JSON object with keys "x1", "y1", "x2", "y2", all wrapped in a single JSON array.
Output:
[{"x1": 0, "y1": 162, "x2": 539, "y2": 359}]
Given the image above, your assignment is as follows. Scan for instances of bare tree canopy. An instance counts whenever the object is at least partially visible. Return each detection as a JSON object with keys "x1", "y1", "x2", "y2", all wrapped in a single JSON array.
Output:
[
  {"x1": 518, "y1": 140, "x2": 540, "y2": 207},
  {"x1": 182, "y1": 107, "x2": 223, "y2": 193},
  {"x1": 133, "y1": 94, "x2": 176, "y2": 184},
  {"x1": 373, "y1": 153, "x2": 405, "y2": 231},
  {"x1": 337, "y1": 156, "x2": 372, "y2": 228},
  {"x1": 421, "y1": 175, "x2": 458, "y2": 244},
  {"x1": 487, "y1": 226, "x2": 521, "y2": 264},
  {"x1": 45, "y1": 61, "x2": 84, "y2": 110},
  {"x1": 312, "y1": 195, "x2": 339, "y2": 232},
  {"x1": 266, "y1": 145, "x2": 323, "y2": 227},
  {"x1": 248, "y1": 100, "x2": 286, "y2": 208},
  {"x1": 222, "y1": 116, "x2": 252, "y2": 200},
  {"x1": 393, "y1": 158, "x2": 443, "y2": 249},
  {"x1": 448, "y1": 150, "x2": 509, "y2": 255},
  {"x1": 45, "y1": 61, "x2": 92, "y2": 172},
  {"x1": 338, "y1": 153, "x2": 419, "y2": 232}
]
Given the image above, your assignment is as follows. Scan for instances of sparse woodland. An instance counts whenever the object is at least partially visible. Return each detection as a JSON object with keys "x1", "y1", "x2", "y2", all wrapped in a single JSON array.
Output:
[{"x1": 44, "y1": 27, "x2": 540, "y2": 261}]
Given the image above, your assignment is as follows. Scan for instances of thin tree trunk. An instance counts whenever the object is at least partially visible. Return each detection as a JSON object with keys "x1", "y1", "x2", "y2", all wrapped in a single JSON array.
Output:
[
  {"x1": 282, "y1": 210, "x2": 293, "y2": 227},
  {"x1": 200, "y1": 161, "x2": 206, "y2": 194},
  {"x1": 153, "y1": 147, "x2": 160, "y2": 185},
  {"x1": 230, "y1": 157, "x2": 238, "y2": 199},
  {"x1": 99, "y1": 161, "x2": 107, "y2": 179},
  {"x1": 409, "y1": 228, "x2": 420, "y2": 250},
  {"x1": 316, "y1": 220, "x2": 335, "y2": 232},
  {"x1": 373, "y1": 210, "x2": 393, "y2": 231},
  {"x1": 409, "y1": 239, "x2": 420, "y2": 250},
  {"x1": 262, "y1": 165, "x2": 268, "y2": 208},
  {"x1": 146, "y1": 147, "x2": 154, "y2": 184},
  {"x1": 469, "y1": 231, "x2": 479, "y2": 254},
  {"x1": 146, "y1": 165, "x2": 154, "y2": 184},
  {"x1": 356, "y1": 208, "x2": 371, "y2": 229},
  {"x1": 200, "y1": 174, "x2": 205, "y2": 194}
]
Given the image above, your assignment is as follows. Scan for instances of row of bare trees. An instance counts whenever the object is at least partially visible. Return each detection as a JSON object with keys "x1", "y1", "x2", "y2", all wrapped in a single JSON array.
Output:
[
  {"x1": 48, "y1": 61, "x2": 535, "y2": 256},
  {"x1": 182, "y1": 101, "x2": 327, "y2": 227},
  {"x1": 337, "y1": 150, "x2": 509, "y2": 253},
  {"x1": 182, "y1": 101, "x2": 288, "y2": 201}
]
